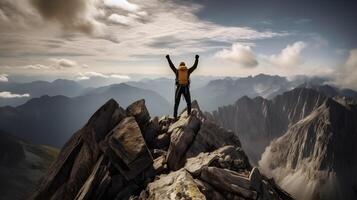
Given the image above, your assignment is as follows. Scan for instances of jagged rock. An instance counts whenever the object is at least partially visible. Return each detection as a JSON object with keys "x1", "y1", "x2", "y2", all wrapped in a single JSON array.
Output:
[
  {"x1": 166, "y1": 115, "x2": 201, "y2": 170},
  {"x1": 211, "y1": 88, "x2": 327, "y2": 163},
  {"x1": 32, "y1": 99, "x2": 293, "y2": 200},
  {"x1": 144, "y1": 169, "x2": 206, "y2": 200},
  {"x1": 194, "y1": 179, "x2": 226, "y2": 200},
  {"x1": 75, "y1": 156, "x2": 109, "y2": 200},
  {"x1": 185, "y1": 146, "x2": 251, "y2": 176},
  {"x1": 200, "y1": 167, "x2": 258, "y2": 199},
  {"x1": 105, "y1": 117, "x2": 153, "y2": 180},
  {"x1": 259, "y1": 98, "x2": 357, "y2": 200},
  {"x1": 180, "y1": 100, "x2": 205, "y2": 120},
  {"x1": 126, "y1": 99, "x2": 151, "y2": 130},
  {"x1": 153, "y1": 155, "x2": 167, "y2": 175},
  {"x1": 186, "y1": 120, "x2": 241, "y2": 158},
  {"x1": 154, "y1": 133, "x2": 170, "y2": 150},
  {"x1": 126, "y1": 99, "x2": 157, "y2": 147},
  {"x1": 185, "y1": 151, "x2": 219, "y2": 176},
  {"x1": 31, "y1": 99, "x2": 123, "y2": 200},
  {"x1": 151, "y1": 149, "x2": 166, "y2": 159}
]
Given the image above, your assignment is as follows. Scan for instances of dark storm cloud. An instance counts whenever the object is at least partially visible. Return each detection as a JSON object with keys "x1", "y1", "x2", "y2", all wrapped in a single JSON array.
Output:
[{"x1": 30, "y1": 0, "x2": 101, "y2": 34}]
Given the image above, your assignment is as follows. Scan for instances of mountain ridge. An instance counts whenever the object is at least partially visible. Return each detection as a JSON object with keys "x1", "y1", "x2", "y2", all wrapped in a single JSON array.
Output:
[
  {"x1": 259, "y1": 97, "x2": 357, "y2": 200},
  {"x1": 31, "y1": 98, "x2": 293, "y2": 200}
]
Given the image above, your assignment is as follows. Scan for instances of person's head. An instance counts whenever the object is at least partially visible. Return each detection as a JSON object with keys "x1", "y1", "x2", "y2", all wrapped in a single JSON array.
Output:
[{"x1": 179, "y1": 62, "x2": 186, "y2": 67}]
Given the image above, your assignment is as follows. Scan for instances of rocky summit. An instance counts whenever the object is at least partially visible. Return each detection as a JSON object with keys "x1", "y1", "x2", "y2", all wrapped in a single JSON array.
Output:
[{"x1": 31, "y1": 99, "x2": 293, "y2": 200}]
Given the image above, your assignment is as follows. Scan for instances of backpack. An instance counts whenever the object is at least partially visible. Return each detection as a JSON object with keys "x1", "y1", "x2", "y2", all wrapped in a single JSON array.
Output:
[{"x1": 177, "y1": 66, "x2": 189, "y2": 85}]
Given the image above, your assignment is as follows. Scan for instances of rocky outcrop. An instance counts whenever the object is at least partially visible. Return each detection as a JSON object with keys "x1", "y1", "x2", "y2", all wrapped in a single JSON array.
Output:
[
  {"x1": 210, "y1": 88, "x2": 327, "y2": 163},
  {"x1": 31, "y1": 99, "x2": 293, "y2": 200},
  {"x1": 259, "y1": 97, "x2": 357, "y2": 200}
]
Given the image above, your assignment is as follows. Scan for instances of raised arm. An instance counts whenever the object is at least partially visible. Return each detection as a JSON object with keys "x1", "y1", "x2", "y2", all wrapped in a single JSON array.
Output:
[
  {"x1": 166, "y1": 55, "x2": 177, "y2": 73},
  {"x1": 189, "y1": 55, "x2": 199, "y2": 74}
]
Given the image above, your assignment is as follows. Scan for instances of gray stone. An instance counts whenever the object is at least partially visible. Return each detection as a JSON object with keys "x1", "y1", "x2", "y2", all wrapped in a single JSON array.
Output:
[
  {"x1": 166, "y1": 115, "x2": 201, "y2": 170},
  {"x1": 194, "y1": 179, "x2": 226, "y2": 200},
  {"x1": 200, "y1": 167, "x2": 258, "y2": 199},
  {"x1": 145, "y1": 169, "x2": 206, "y2": 200},
  {"x1": 107, "y1": 117, "x2": 153, "y2": 180},
  {"x1": 126, "y1": 99, "x2": 150, "y2": 130},
  {"x1": 186, "y1": 121, "x2": 241, "y2": 158}
]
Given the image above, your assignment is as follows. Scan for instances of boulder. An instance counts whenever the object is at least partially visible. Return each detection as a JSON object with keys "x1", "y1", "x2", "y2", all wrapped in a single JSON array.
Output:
[
  {"x1": 166, "y1": 115, "x2": 201, "y2": 170},
  {"x1": 105, "y1": 117, "x2": 153, "y2": 180},
  {"x1": 185, "y1": 145, "x2": 251, "y2": 177},
  {"x1": 154, "y1": 133, "x2": 170, "y2": 150},
  {"x1": 126, "y1": 99, "x2": 150, "y2": 130},
  {"x1": 200, "y1": 167, "x2": 258, "y2": 199},
  {"x1": 194, "y1": 179, "x2": 226, "y2": 200},
  {"x1": 184, "y1": 151, "x2": 219, "y2": 176},
  {"x1": 186, "y1": 121, "x2": 241, "y2": 158},
  {"x1": 144, "y1": 169, "x2": 206, "y2": 200},
  {"x1": 126, "y1": 100, "x2": 159, "y2": 148}
]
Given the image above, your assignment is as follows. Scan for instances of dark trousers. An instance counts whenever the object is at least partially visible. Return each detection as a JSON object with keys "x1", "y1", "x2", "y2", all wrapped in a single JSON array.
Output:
[{"x1": 174, "y1": 85, "x2": 191, "y2": 118}]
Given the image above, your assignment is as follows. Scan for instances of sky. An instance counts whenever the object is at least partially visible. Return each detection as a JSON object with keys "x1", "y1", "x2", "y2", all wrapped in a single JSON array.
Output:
[{"x1": 0, "y1": 0, "x2": 357, "y2": 88}]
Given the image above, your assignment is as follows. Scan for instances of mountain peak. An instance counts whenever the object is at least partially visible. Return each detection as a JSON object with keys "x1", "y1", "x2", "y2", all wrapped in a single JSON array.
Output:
[
  {"x1": 31, "y1": 99, "x2": 292, "y2": 200},
  {"x1": 259, "y1": 97, "x2": 357, "y2": 200}
]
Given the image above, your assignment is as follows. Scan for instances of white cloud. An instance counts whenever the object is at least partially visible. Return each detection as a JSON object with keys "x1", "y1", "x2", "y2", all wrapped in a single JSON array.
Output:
[
  {"x1": 215, "y1": 43, "x2": 258, "y2": 68},
  {"x1": 21, "y1": 64, "x2": 51, "y2": 70},
  {"x1": 0, "y1": 74, "x2": 8, "y2": 82},
  {"x1": 0, "y1": 91, "x2": 30, "y2": 98},
  {"x1": 268, "y1": 41, "x2": 307, "y2": 67},
  {"x1": 77, "y1": 71, "x2": 131, "y2": 80},
  {"x1": 108, "y1": 14, "x2": 135, "y2": 25},
  {"x1": 51, "y1": 58, "x2": 78, "y2": 68},
  {"x1": 103, "y1": 0, "x2": 139, "y2": 12},
  {"x1": 110, "y1": 74, "x2": 130, "y2": 79},
  {"x1": 333, "y1": 49, "x2": 357, "y2": 89},
  {"x1": 0, "y1": 0, "x2": 288, "y2": 77}
]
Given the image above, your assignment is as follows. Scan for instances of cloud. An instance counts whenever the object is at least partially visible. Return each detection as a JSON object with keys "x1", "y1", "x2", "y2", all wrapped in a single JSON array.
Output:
[
  {"x1": 103, "y1": 0, "x2": 139, "y2": 12},
  {"x1": 268, "y1": 41, "x2": 307, "y2": 67},
  {"x1": 215, "y1": 43, "x2": 258, "y2": 68},
  {"x1": 0, "y1": 91, "x2": 30, "y2": 98},
  {"x1": 0, "y1": 74, "x2": 9, "y2": 82},
  {"x1": 77, "y1": 71, "x2": 131, "y2": 80},
  {"x1": 30, "y1": 0, "x2": 104, "y2": 34},
  {"x1": 109, "y1": 74, "x2": 130, "y2": 79},
  {"x1": 333, "y1": 49, "x2": 357, "y2": 89},
  {"x1": 50, "y1": 58, "x2": 78, "y2": 68},
  {"x1": 0, "y1": 0, "x2": 288, "y2": 78},
  {"x1": 21, "y1": 64, "x2": 51, "y2": 70},
  {"x1": 108, "y1": 14, "x2": 136, "y2": 25}
]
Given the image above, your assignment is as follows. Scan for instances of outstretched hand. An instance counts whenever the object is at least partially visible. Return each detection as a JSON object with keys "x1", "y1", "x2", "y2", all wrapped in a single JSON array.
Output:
[
  {"x1": 195, "y1": 55, "x2": 199, "y2": 59},
  {"x1": 166, "y1": 54, "x2": 170, "y2": 59}
]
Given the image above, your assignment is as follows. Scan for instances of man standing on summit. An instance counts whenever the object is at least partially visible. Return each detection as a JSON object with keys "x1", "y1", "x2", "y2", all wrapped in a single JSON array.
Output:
[{"x1": 166, "y1": 54, "x2": 199, "y2": 119}]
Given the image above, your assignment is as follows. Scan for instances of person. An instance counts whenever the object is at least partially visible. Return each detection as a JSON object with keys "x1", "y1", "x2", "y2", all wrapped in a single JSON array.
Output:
[{"x1": 165, "y1": 54, "x2": 199, "y2": 119}]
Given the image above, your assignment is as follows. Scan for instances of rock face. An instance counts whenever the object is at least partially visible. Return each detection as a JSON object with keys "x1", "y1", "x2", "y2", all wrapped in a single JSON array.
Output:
[
  {"x1": 31, "y1": 99, "x2": 293, "y2": 200},
  {"x1": 259, "y1": 97, "x2": 357, "y2": 200},
  {"x1": 210, "y1": 88, "x2": 327, "y2": 163},
  {"x1": 0, "y1": 130, "x2": 58, "y2": 200}
]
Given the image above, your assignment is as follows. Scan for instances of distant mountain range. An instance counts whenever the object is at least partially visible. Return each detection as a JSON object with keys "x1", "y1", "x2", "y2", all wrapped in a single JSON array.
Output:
[
  {"x1": 1, "y1": 74, "x2": 356, "y2": 149},
  {"x1": 0, "y1": 83, "x2": 170, "y2": 147},
  {"x1": 0, "y1": 79, "x2": 86, "y2": 106},
  {"x1": 0, "y1": 130, "x2": 58, "y2": 200}
]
